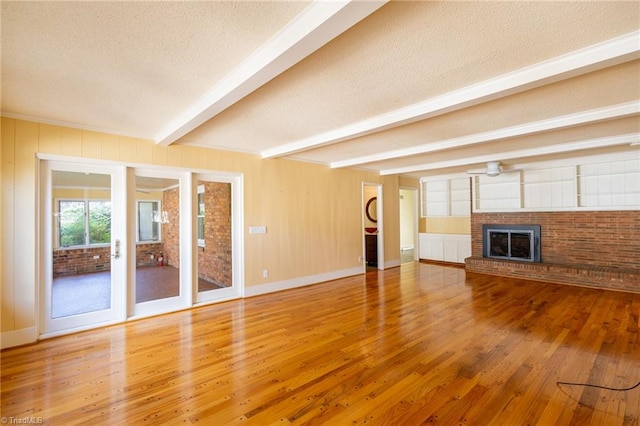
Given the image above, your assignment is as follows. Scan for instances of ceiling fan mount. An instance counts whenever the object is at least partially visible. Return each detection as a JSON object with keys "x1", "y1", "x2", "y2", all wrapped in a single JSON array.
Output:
[{"x1": 467, "y1": 161, "x2": 520, "y2": 177}]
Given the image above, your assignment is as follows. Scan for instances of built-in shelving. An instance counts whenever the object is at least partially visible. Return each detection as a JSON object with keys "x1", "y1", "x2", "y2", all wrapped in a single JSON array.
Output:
[{"x1": 469, "y1": 154, "x2": 639, "y2": 213}]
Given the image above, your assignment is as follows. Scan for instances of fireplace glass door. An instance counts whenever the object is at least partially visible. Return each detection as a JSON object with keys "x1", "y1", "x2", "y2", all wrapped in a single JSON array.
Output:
[
  {"x1": 488, "y1": 230, "x2": 533, "y2": 261},
  {"x1": 483, "y1": 224, "x2": 541, "y2": 263}
]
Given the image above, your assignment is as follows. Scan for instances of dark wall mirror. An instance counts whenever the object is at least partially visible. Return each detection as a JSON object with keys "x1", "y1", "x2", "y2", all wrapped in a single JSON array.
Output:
[{"x1": 366, "y1": 197, "x2": 377, "y2": 223}]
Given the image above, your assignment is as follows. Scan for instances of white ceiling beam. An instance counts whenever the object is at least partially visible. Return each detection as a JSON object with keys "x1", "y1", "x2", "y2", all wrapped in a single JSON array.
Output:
[
  {"x1": 262, "y1": 30, "x2": 640, "y2": 159},
  {"x1": 331, "y1": 101, "x2": 640, "y2": 169},
  {"x1": 154, "y1": 0, "x2": 388, "y2": 146},
  {"x1": 379, "y1": 133, "x2": 640, "y2": 176}
]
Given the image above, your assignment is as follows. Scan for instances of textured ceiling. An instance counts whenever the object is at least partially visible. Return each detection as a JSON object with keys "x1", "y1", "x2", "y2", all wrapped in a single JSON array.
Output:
[{"x1": 2, "y1": 1, "x2": 639, "y2": 179}]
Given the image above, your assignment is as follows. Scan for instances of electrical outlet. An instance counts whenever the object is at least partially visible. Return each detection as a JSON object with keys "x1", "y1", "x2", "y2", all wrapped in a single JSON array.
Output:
[
  {"x1": 262, "y1": 269, "x2": 269, "y2": 278},
  {"x1": 150, "y1": 254, "x2": 155, "y2": 259},
  {"x1": 93, "y1": 255, "x2": 100, "y2": 260}
]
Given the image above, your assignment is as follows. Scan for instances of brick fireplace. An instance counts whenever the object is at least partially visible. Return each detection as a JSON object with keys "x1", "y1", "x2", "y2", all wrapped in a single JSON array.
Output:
[{"x1": 465, "y1": 211, "x2": 640, "y2": 293}]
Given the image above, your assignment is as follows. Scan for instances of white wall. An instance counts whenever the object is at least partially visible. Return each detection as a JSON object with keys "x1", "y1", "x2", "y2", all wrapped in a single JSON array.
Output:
[{"x1": 399, "y1": 189, "x2": 415, "y2": 250}]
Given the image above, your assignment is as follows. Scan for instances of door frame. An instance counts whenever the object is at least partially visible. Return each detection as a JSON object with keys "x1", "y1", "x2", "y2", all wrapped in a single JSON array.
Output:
[
  {"x1": 193, "y1": 172, "x2": 244, "y2": 305},
  {"x1": 37, "y1": 154, "x2": 245, "y2": 338},
  {"x1": 399, "y1": 187, "x2": 419, "y2": 262},
  {"x1": 39, "y1": 159, "x2": 127, "y2": 338},
  {"x1": 129, "y1": 168, "x2": 192, "y2": 319},
  {"x1": 362, "y1": 182, "x2": 384, "y2": 270}
]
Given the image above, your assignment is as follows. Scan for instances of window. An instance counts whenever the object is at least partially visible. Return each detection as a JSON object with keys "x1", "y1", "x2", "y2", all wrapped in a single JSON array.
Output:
[
  {"x1": 471, "y1": 156, "x2": 640, "y2": 212},
  {"x1": 422, "y1": 180, "x2": 448, "y2": 217},
  {"x1": 578, "y1": 159, "x2": 640, "y2": 207},
  {"x1": 197, "y1": 185, "x2": 205, "y2": 247},
  {"x1": 58, "y1": 200, "x2": 111, "y2": 247},
  {"x1": 421, "y1": 178, "x2": 471, "y2": 217},
  {"x1": 138, "y1": 201, "x2": 160, "y2": 242},
  {"x1": 523, "y1": 166, "x2": 576, "y2": 209},
  {"x1": 473, "y1": 173, "x2": 521, "y2": 211}
]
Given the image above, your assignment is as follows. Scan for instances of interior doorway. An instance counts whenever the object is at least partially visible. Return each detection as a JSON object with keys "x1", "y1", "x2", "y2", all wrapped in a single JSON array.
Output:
[
  {"x1": 363, "y1": 183, "x2": 383, "y2": 271},
  {"x1": 399, "y1": 188, "x2": 419, "y2": 264}
]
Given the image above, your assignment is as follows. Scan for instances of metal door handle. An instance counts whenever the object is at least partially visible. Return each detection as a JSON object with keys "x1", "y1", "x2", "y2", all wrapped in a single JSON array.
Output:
[{"x1": 112, "y1": 239, "x2": 120, "y2": 259}]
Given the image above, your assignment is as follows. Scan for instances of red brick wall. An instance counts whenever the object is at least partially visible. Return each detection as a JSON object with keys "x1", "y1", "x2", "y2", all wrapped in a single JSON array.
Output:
[
  {"x1": 162, "y1": 187, "x2": 180, "y2": 268},
  {"x1": 197, "y1": 182, "x2": 232, "y2": 287},
  {"x1": 53, "y1": 246, "x2": 111, "y2": 277},
  {"x1": 467, "y1": 210, "x2": 640, "y2": 292},
  {"x1": 471, "y1": 211, "x2": 640, "y2": 270},
  {"x1": 136, "y1": 243, "x2": 164, "y2": 267},
  {"x1": 54, "y1": 242, "x2": 165, "y2": 276}
]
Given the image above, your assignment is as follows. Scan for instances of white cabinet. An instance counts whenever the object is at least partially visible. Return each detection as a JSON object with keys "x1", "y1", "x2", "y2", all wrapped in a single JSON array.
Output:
[{"x1": 419, "y1": 233, "x2": 471, "y2": 264}]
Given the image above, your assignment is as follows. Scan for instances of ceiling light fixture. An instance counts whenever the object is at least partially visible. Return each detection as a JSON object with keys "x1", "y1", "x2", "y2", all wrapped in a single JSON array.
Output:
[{"x1": 153, "y1": 211, "x2": 170, "y2": 224}]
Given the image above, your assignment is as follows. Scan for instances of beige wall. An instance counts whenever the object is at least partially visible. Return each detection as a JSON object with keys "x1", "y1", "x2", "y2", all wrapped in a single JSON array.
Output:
[
  {"x1": 399, "y1": 189, "x2": 416, "y2": 248},
  {"x1": 363, "y1": 185, "x2": 378, "y2": 230},
  {"x1": 423, "y1": 217, "x2": 471, "y2": 234},
  {"x1": 1, "y1": 118, "x2": 402, "y2": 340}
]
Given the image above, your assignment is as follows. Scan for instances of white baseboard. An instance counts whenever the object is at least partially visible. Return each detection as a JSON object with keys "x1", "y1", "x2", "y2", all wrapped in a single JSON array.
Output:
[
  {"x1": 1, "y1": 327, "x2": 37, "y2": 349},
  {"x1": 244, "y1": 266, "x2": 364, "y2": 297},
  {"x1": 384, "y1": 259, "x2": 401, "y2": 269}
]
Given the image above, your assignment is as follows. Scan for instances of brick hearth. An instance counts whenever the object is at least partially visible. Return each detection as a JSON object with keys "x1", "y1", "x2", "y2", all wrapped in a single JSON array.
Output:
[{"x1": 465, "y1": 211, "x2": 640, "y2": 293}]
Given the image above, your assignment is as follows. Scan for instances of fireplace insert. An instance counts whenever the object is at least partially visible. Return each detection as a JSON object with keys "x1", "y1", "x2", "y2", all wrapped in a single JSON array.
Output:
[{"x1": 482, "y1": 224, "x2": 541, "y2": 263}]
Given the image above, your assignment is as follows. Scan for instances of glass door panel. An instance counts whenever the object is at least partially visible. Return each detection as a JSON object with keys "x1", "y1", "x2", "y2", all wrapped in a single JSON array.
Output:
[
  {"x1": 41, "y1": 161, "x2": 125, "y2": 335},
  {"x1": 196, "y1": 181, "x2": 232, "y2": 293},
  {"x1": 133, "y1": 172, "x2": 189, "y2": 317},
  {"x1": 195, "y1": 175, "x2": 241, "y2": 303}
]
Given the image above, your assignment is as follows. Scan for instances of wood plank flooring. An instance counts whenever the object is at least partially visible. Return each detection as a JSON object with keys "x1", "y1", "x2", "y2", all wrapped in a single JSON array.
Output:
[{"x1": 2, "y1": 262, "x2": 639, "y2": 425}]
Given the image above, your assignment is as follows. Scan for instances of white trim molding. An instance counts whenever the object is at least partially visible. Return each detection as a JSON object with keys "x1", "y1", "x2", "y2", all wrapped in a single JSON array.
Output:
[
  {"x1": 337, "y1": 102, "x2": 639, "y2": 171},
  {"x1": 244, "y1": 267, "x2": 363, "y2": 298},
  {"x1": 1, "y1": 327, "x2": 38, "y2": 349},
  {"x1": 383, "y1": 132, "x2": 640, "y2": 176},
  {"x1": 155, "y1": 0, "x2": 388, "y2": 146},
  {"x1": 265, "y1": 30, "x2": 640, "y2": 159}
]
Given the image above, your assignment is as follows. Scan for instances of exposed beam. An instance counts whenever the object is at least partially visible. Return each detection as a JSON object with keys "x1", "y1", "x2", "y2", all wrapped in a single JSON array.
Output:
[
  {"x1": 262, "y1": 30, "x2": 640, "y2": 159},
  {"x1": 154, "y1": 0, "x2": 388, "y2": 146},
  {"x1": 330, "y1": 101, "x2": 640, "y2": 169},
  {"x1": 379, "y1": 133, "x2": 640, "y2": 176}
]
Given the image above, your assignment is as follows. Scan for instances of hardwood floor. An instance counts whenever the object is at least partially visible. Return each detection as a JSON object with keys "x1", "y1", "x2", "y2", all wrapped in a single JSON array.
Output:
[{"x1": 2, "y1": 262, "x2": 639, "y2": 425}]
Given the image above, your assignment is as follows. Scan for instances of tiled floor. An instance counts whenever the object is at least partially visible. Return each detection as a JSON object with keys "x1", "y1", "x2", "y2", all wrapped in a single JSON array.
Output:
[
  {"x1": 52, "y1": 266, "x2": 222, "y2": 318},
  {"x1": 401, "y1": 248, "x2": 415, "y2": 264}
]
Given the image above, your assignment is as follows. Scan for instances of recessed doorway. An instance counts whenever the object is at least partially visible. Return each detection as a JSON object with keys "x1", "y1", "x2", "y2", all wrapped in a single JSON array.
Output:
[
  {"x1": 399, "y1": 188, "x2": 418, "y2": 264},
  {"x1": 363, "y1": 183, "x2": 383, "y2": 271}
]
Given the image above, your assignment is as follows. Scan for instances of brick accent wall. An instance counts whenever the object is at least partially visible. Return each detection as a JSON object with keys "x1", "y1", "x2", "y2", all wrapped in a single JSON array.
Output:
[
  {"x1": 53, "y1": 246, "x2": 111, "y2": 277},
  {"x1": 51, "y1": 184, "x2": 232, "y2": 283},
  {"x1": 136, "y1": 243, "x2": 164, "y2": 267},
  {"x1": 197, "y1": 182, "x2": 232, "y2": 287},
  {"x1": 162, "y1": 187, "x2": 180, "y2": 268},
  {"x1": 466, "y1": 211, "x2": 640, "y2": 292},
  {"x1": 54, "y1": 242, "x2": 165, "y2": 276}
]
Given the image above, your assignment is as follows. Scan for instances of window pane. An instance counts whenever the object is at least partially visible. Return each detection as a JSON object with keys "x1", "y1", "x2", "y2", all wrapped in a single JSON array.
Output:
[
  {"x1": 197, "y1": 217, "x2": 205, "y2": 241},
  {"x1": 198, "y1": 192, "x2": 205, "y2": 216},
  {"x1": 88, "y1": 201, "x2": 111, "y2": 244},
  {"x1": 197, "y1": 189, "x2": 205, "y2": 243},
  {"x1": 59, "y1": 201, "x2": 86, "y2": 247},
  {"x1": 138, "y1": 201, "x2": 159, "y2": 241}
]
